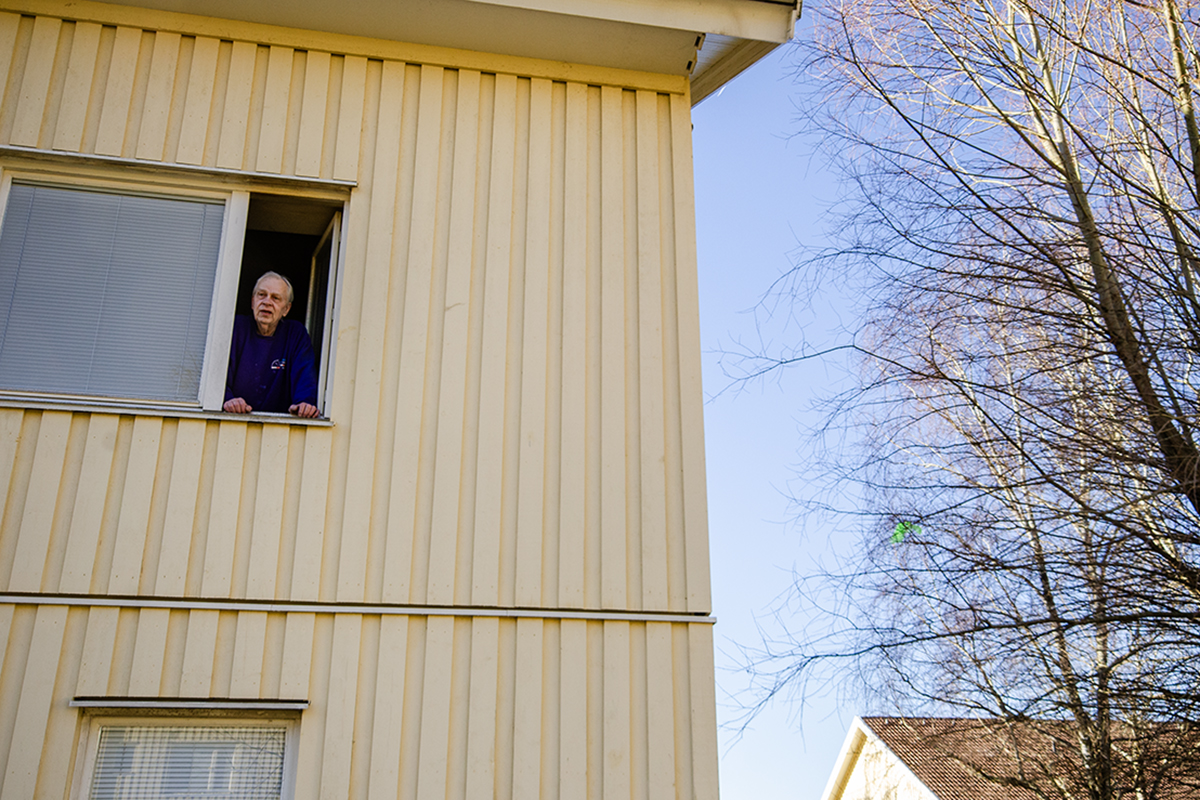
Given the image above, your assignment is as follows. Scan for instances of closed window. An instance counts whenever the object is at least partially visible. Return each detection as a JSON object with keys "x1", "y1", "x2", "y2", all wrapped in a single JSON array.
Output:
[
  {"x1": 0, "y1": 183, "x2": 224, "y2": 403},
  {"x1": 80, "y1": 720, "x2": 296, "y2": 800},
  {"x1": 0, "y1": 170, "x2": 343, "y2": 413}
]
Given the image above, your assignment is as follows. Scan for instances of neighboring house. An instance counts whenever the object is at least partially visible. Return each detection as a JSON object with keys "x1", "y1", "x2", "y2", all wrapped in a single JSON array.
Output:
[
  {"x1": 822, "y1": 717, "x2": 1044, "y2": 800},
  {"x1": 0, "y1": 2, "x2": 797, "y2": 798},
  {"x1": 822, "y1": 716, "x2": 1200, "y2": 800}
]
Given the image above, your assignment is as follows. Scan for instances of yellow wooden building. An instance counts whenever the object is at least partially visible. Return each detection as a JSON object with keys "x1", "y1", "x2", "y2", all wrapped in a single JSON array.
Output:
[{"x1": 0, "y1": 1, "x2": 796, "y2": 797}]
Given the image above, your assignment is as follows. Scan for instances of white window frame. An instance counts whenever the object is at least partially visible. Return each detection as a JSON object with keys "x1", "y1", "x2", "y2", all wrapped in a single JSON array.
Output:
[
  {"x1": 71, "y1": 713, "x2": 302, "y2": 800},
  {"x1": 200, "y1": 187, "x2": 250, "y2": 411},
  {"x1": 0, "y1": 160, "x2": 347, "y2": 417}
]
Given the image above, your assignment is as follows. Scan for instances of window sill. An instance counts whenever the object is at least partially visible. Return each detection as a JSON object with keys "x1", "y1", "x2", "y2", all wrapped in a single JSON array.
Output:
[{"x1": 0, "y1": 395, "x2": 334, "y2": 426}]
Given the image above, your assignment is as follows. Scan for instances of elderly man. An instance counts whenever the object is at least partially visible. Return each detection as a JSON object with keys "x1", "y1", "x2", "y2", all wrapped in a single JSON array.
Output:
[{"x1": 223, "y1": 271, "x2": 319, "y2": 418}]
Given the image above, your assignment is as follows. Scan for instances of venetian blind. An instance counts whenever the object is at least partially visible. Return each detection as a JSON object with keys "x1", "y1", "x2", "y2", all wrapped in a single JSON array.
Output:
[
  {"x1": 88, "y1": 725, "x2": 287, "y2": 800},
  {"x1": 0, "y1": 183, "x2": 223, "y2": 402}
]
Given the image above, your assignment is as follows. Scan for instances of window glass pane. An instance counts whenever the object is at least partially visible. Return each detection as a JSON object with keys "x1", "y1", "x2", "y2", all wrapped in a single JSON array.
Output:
[
  {"x1": 89, "y1": 725, "x2": 287, "y2": 800},
  {"x1": 0, "y1": 183, "x2": 223, "y2": 402}
]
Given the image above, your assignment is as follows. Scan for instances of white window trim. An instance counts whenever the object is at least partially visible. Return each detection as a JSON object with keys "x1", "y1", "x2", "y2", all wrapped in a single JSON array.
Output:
[
  {"x1": 0, "y1": 160, "x2": 349, "y2": 418},
  {"x1": 70, "y1": 711, "x2": 302, "y2": 800},
  {"x1": 70, "y1": 698, "x2": 309, "y2": 710},
  {"x1": 198, "y1": 189, "x2": 249, "y2": 411}
]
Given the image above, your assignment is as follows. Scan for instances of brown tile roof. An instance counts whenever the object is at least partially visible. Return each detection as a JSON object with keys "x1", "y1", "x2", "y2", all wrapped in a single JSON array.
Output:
[
  {"x1": 861, "y1": 717, "x2": 1200, "y2": 800},
  {"x1": 862, "y1": 717, "x2": 1048, "y2": 800}
]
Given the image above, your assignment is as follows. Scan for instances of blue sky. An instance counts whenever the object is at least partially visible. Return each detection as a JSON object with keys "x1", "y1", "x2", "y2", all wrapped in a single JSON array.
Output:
[{"x1": 693, "y1": 45, "x2": 854, "y2": 800}]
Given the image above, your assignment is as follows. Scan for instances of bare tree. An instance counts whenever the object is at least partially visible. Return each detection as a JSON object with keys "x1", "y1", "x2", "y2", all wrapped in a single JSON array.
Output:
[{"x1": 746, "y1": 2, "x2": 1200, "y2": 797}]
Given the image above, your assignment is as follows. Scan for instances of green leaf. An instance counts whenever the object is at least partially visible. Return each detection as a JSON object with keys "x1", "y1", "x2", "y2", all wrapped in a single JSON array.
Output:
[{"x1": 891, "y1": 521, "x2": 922, "y2": 543}]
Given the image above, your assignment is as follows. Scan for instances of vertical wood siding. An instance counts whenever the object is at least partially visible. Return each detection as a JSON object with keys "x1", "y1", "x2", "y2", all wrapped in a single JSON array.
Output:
[
  {"x1": 0, "y1": 11, "x2": 710, "y2": 614},
  {"x1": 0, "y1": 605, "x2": 718, "y2": 800},
  {"x1": 0, "y1": 9, "x2": 718, "y2": 799}
]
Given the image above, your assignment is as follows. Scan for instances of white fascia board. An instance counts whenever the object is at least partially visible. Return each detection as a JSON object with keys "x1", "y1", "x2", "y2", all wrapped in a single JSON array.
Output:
[
  {"x1": 819, "y1": 717, "x2": 870, "y2": 800},
  {"x1": 466, "y1": 0, "x2": 798, "y2": 43}
]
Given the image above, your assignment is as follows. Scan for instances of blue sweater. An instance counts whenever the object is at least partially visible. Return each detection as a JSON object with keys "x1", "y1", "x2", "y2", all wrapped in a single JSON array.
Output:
[{"x1": 224, "y1": 316, "x2": 318, "y2": 413}]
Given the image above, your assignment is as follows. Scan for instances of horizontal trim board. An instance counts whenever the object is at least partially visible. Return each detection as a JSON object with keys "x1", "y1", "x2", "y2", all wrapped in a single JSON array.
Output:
[
  {"x1": 0, "y1": 396, "x2": 336, "y2": 426},
  {"x1": 71, "y1": 698, "x2": 310, "y2": 710},
  {"x1": 0, "y1": 146, "x2": 357, "y2": 192},
  {"x1": 3, "y1": 0, "x2": 691, "y2": 94},
  {"x1": 0, "y1": 594, "x2": 718, "y2": 624}
]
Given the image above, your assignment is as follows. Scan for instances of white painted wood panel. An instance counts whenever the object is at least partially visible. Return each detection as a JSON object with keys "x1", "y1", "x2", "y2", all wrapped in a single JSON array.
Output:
[
  {"x1": 604, "y1": 621, "x2": 633, "y2": 800},
  {"x1": 0, "y1": 411, "x2": 24, "y2": 530},
  {"x1": 511, "y1": 617, "x2": 544, "y2": 798},
  {"x1": 35, "y1": 608, "x2": 86, "y2": 799},
  {"x1": 230, "y1": 610, "x2": 267, "y2": 697},
  {"x1": 668, "y1": 91, "x2": 712, "y2": 614},
  {"x1": 337, "y1": 58, "x2": 405, "y2": 604},
  {"x1": 471, "y1": 72, "x2": 518, "y2": 608},
  {"x1": 255, "y1": 45, "x2": 293, "y2": 173},
  {"x1": 0, "y1": 15, "x2": 22, "y2": 140},
  {"x1": 332, "y1": 55, "x2": 366, "y2": 181},
  {"x1": 558, "y1": 81, "x2": 590, "y2": 611},
  {"x1": 57, "y1": 416, "x2": 116, "y2": 594},
  {"x1": 215, "y1": 40, "x2": 256, "y2": 169},
  {"x1": 155, "y1": 419, "x2": 205, "y2": 596},
  {"x1": 173, "y1": 35, "x2": 218, "y2": 164},
  {"x1": 365, "y1": 614, "x2": 408, "y2": 800},
  {"x1": 414, "y1": 615, "x2": 454, "y2": 799},
  {"x1": 291, "y1": 431, "x2": 331, "y2": 600},
  {"x1": 426, "y1": 68, "x2": 482, "y2": 609},
  {"x1": 688, "y1": 623, "x2": 720, "y2": 800},
  {"x1": 463, "y1": 616, "x2": 499, "y2": 800},
  {"x1": 107, "y1": 416, "x2": 162, "y2": 595},
  {"x1": 317, "y1": 614, "x2": 362, "y2": 800},
  {"x1": 8, "y1": 411, "x2": 71, "y2": 593},
  {"x1": 94, "y1": 26, "x2": 143, "y2": 156},
  {"x1": 278, "y1": 611, "x2": 315, "y2": 699},
  {"x1": 295, "y1": 50, "x2": 331, "y2": 177},
  {"x1": 389, "y1": 63, "x2": 444, "y2": 606},
  {"x1": 74, "y1": 606, "x2": 118, "y2": 696},
  {"x1": 247, "y1": 426, "x2": 289, "y2": 598},
  {"x1": 636, "y1": 89, "x2": 670, "y2": 613},
  {"x1": 0, "y1": 605, "x2": 66, "y2": 800},
  {"x1": 10, "y1": 16, "x2": 61, "y2": 147},
  {"x1": 0, "y1": 605, "x2": 24, "y2": 789},
  {"x1": 52, "y1": 21, "x2": 101, "y2": 152},
  {"x1": 126, "y1": 607, "x2": 169, "y2": 695},
  {"x1": 647, "y1": 622, "x2": 677, "y2": 799},
  {"x1": 292, "y1": 614, "x2": 331, "y2": 800},
  {"x1": 202, "y1": 423, "x2": 246, "y2": 596},
  {"x1": 135, "y1": 30, "x2": 179, "y2": 160},
  {"x1": 515, "y1": 78, "x2": 553, "y2": 609},
  {"x1": 178, "y1": 608, "x2": 218, "y2": 696},
  {"x1": 600, "y1": 85, "x2": 629, "y2": 610}
]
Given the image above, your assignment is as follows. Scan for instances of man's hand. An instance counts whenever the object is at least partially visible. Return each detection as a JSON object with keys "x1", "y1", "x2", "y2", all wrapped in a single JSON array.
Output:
[
  {"x1": 224, "y1": 397, "x2": 252, "y2": 413},
  {"x1": 290, "y1": 402, "x2": 319, "y2": 419}
]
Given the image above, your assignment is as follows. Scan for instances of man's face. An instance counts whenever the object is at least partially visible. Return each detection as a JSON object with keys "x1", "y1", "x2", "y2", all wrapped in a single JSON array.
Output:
[{"x1": 252, "y1": 276, "x2": 291, "y2": 336}]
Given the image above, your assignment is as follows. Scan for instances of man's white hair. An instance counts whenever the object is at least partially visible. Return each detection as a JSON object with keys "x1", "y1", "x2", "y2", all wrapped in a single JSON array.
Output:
[{"x1": 254, "y1": 271, "x2": 294, "y2": 304}]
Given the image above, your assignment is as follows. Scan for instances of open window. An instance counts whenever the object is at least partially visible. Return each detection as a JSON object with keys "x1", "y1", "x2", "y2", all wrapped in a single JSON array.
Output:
[
  {"x1": 234, "y1": 193, "x2": 342, "y2": 412},
  {"x1": 0, "y1": 168, "x2": 344, "y2": 416}
]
